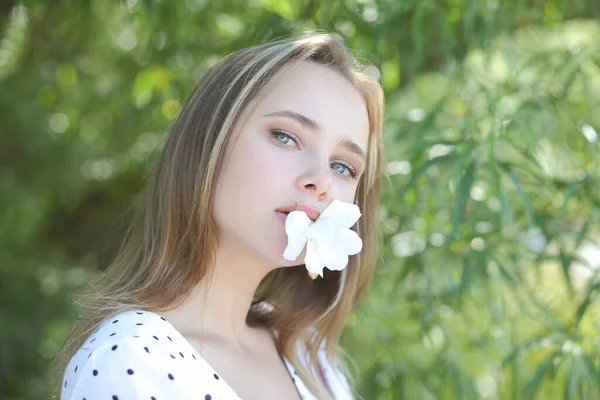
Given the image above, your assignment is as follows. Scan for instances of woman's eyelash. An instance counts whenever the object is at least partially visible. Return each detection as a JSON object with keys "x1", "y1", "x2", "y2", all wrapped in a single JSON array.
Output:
[
  {"x1": 270, "y1": 129, "x2": 359, "y2": 180},
  {"x1": 270, "y1": 129, "x2": 299, "y2": 146},
  {"x1": 334, "y1": 160, "x2": 358, "y2": 179}
]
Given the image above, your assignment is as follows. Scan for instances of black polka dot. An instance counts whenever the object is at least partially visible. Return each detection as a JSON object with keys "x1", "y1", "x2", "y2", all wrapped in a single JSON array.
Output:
[
  {"x1": 78, "y1": 312, "x2": 251, "y2": 398},
  {"x1": 64, "y1": 380, "x2": 67, "y2": 387}
]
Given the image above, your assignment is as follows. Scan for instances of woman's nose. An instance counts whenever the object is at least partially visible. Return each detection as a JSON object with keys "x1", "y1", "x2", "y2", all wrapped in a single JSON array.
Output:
[{"x1": 296, "y1": 163, "x2": 333, "y2": 200}]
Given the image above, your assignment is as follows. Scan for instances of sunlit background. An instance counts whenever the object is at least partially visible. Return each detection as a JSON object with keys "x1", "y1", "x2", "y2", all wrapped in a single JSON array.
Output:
[{"x1": 2, "y1": 1, "x2": 600, "y2": 399}]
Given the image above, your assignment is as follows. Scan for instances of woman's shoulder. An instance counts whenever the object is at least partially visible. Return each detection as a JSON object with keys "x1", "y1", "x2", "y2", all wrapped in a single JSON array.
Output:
[
  {"x1": 89, "y1": 309, "x2": 170, "y2": 341},
  {"x1": 60, "y1": 309, "x2": 219, "y2": 400},
  {"x1": 68, "y1": 309, "x2": 175, "y2": 359}
]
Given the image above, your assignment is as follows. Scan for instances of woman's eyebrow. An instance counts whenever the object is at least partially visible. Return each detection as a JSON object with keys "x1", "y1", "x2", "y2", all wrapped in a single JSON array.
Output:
[
  {"x1": 340, "y1": 138, "x2": 366, "y2": 163},
  {"x1": 264, "y1": 110, "x2": 319, "y2": 130},
  {"x1": 263, "y1": 109, "x2": 367, "y2": 162}
]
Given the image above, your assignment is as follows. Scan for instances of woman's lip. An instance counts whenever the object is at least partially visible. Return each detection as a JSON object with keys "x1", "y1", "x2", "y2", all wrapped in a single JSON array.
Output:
[
  {"x1": 275, "y1": 204, "x2": 320, "y2": 221},
  {"x1": 276, "y1": 211, "x2": 288, "y2": 223},
  {"x1": 296, "y1": 205, "x2": 320, "y2": 220}
]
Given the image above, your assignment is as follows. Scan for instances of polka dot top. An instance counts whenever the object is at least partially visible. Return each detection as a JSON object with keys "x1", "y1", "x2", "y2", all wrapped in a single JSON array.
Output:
[{"x1": 61, "y1": 309, "x2": 353, "y2": 399}]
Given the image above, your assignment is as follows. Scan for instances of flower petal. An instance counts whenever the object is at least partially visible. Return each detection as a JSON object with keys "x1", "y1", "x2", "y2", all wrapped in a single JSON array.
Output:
[
  {"x1": 313, "y1": 237, "x2": 348, "y2": 271},
  {"x1": 285, "y1": 211, "x2": 312, "y2": 236},
  {"x1": 318, "y1": 199, "x2": 361, "y2": 228},
  {"x1": 340, "y1": 228, "x2": 363, "y2": 255},
  {"x1": 326, "y1": 252, "x2": 349, "y2": 271},
  {"x1": 305, "y1": 239, "x2": 325, "y2": 277},
  {"x1": 314, "y1": 236, "x2": 338, "y2": 263},
  {"x1": 282, "y1": 211, "x2": 311, "y2": 261},
  {"x1": 283, "y1": 235, "x2": 307, "y2": 261},
  {"x1": 305, "y1": 219, "x2": 337, "y2": 241}
]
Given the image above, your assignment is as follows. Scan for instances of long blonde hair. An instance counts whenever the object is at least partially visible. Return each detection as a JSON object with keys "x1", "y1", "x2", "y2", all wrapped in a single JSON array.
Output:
[{"x1": 52, "y1": 32, "x2": 385, "y2": 400}]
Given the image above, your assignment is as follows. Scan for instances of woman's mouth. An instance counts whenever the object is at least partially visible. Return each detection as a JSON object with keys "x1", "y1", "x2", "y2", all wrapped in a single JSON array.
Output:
[
  {"x1": 276, "y1": 211, "x2": 289, "y2": 223},
  {"x1": 275, "y1": 204, "x2": 321, "y2": 221}
]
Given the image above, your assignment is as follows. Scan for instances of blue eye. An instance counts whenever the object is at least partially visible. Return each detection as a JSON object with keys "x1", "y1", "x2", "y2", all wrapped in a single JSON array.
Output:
[
  {"x1": 332, "y1": 161, "x2": 358, "y2": 179},
  {"x1": 270, "y1": 129, "x2": 299, "y2": 147}
]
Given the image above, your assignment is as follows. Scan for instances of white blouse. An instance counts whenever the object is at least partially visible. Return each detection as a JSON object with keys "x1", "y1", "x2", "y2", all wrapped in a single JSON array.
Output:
[{"x1": 61, "y1": 309, "x2": 353, "y2": 400}]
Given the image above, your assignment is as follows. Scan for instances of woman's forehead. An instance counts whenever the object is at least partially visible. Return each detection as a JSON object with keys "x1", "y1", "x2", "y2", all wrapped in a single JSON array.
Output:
[{"x1": 252, "y1": 62, "x2": 370, "y2": 148}]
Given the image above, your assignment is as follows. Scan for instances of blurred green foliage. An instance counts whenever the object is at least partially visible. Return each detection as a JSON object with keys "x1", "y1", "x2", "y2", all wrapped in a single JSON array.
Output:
[{"x1": 1, "y1": 1, "x2": 600, "y2": 399}]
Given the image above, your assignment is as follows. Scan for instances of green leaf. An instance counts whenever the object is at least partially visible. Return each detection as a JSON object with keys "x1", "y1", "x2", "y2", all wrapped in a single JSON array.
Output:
[
  {"x1": 507, "y1": 168, "x2": 535, "y2": 226},
  {"x1": 523, "y1": 350, "x2": 561, "y2": 399},
  {"x1": 399, "y1": 151, "x2": 458, "y2": 199},
  {"x1": 452, "y1": 158, "x2": 477, "y2": 238}
]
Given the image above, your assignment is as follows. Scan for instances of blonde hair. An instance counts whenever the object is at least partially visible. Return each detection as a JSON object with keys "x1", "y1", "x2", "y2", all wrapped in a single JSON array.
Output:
[{"x1": 52, "y1": 31, "x2": 385, "y2": 400}]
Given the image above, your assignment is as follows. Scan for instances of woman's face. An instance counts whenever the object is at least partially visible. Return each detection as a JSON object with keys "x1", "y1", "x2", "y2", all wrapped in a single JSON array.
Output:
[{"x1": 213, "y1": 61, "x2": 370, "y2": 268}]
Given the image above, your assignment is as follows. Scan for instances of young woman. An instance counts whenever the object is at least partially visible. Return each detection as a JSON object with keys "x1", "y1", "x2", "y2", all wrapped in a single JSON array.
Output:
[{"x1": 53, "y1": 32, "x2": 385, "y2": 400}]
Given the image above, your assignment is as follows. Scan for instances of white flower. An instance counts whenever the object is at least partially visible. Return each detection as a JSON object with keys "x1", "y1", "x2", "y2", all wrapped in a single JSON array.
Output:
[{"x1": 282, "y1": 199, "x2": 363, "y2": 278}]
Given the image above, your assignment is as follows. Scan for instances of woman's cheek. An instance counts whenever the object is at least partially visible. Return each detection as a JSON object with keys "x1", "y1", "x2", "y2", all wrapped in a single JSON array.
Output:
[{"x1": 261, "y1": 150, "x2": 295, "y2": 180}]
